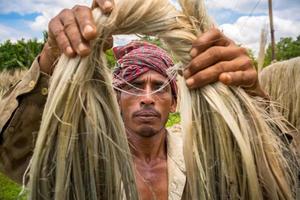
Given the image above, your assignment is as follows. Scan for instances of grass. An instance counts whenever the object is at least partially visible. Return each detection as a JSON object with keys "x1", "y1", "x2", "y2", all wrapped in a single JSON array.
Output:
[{"x1": 0, "y1": 173, "x2": 27, "y2": 200}]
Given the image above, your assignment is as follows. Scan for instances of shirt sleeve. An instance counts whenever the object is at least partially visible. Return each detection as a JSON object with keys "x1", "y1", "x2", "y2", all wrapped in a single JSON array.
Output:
[{"x1": 0, "y1": 56, "x2": 49, "y2": 184}]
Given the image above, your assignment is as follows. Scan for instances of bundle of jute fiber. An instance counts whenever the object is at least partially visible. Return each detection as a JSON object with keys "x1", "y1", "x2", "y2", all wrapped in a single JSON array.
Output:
[
  {"x1": 178, "y1": 1, "x2": 297, "y2": 199},
  {"x1": 259, "y1": 57, "x2": 300, "y2": 163},
  {"x1": 260, "y1": 57, "x2": 300, "y2": 131},
  {"x1": 0, "y1": 69, "x2": 27, "y2": 99},
  {"x1": 26, "y1": 0, "x2": 297, "y2": 200}
]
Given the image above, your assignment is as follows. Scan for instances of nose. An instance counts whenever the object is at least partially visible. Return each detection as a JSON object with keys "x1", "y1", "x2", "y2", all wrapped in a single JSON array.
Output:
[{"x1": 140, "y1": 86, "x2": 155, "y2": 106}]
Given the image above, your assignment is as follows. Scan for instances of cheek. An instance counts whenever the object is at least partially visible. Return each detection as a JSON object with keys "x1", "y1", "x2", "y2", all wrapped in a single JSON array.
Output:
[
  {"x1": 158, "y1": 98, "x2": 174, "y2": 117},
  {"x1": 119, "y1": 96, "x2": 136, "y2": 120}
]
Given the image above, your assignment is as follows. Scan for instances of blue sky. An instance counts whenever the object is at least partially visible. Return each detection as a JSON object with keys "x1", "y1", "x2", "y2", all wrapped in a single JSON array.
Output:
[{"x1": 0, "y1": 0, "x2": 299, "y2": 56}]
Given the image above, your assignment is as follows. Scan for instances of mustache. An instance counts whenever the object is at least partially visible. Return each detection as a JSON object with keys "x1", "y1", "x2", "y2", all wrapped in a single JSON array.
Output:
[{"x1": 133, "y1": 108, "x2": 161, "y2": 118}]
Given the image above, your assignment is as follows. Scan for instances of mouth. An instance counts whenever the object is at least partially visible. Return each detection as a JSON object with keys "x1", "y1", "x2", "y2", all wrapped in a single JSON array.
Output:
[{"x1": 133, "y1": 110, "x2": 160, "y2": 121}]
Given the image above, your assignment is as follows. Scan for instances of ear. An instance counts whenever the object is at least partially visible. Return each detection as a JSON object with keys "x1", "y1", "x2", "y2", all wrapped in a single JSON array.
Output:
[{"x1": 170, "y1": 97, "x2": 177, "y2": 113}]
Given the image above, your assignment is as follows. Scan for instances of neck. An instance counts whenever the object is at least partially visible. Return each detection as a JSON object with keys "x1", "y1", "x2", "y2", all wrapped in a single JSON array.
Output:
[{"x1": 126, "y1": 128, "x2": 167, "y2": 163}]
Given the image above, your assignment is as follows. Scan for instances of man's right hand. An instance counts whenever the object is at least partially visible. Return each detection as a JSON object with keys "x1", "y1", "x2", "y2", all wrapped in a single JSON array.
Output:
[{"x1": 39, "y1": 0, "x2": 114, "y2": 75}]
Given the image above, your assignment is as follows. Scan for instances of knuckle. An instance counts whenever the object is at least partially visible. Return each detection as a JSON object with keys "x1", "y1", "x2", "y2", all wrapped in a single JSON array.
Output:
[
  {"x1": 72, "y1": 5, "x2": 88, "y2": 12},
  {"x1": 69, "y1": 35, "x2": 82, "y2": 47},
  {"x1": 193, "y1": 73, "x2": 203, "y2": 85},
  {"x1": 72, "y1": 5, "x2": 81, "y2": 11},
  {"x1": 238, "y1": 47, "x2": 248, "y2": 55},
  {"x1": 243, "y1": 57, "x2": 253, "y2": 68},
  {"x1": 208, "y1": 47, "x2": 221, "y2": 60},
  {"x1": 53, "y1": 30, "x2": 64, "y2": 39},
  {"x1": 216, "y1": 62, "x2": 225, "y2": 73},
  {"x1": 190, "y1": 59, "x2": 200, "y2": 70},
  {"x1": 250, "y1": 68, "x2": 258, "y2": 78},
  {"x1": 64, "y1": 23, "x2": 77, "y2": 32},
  {"x1": 242, "y1": 70, "x2": 257, "y2": 86},
  {"x1": 241, "y1": 71, "x2": 247, "y2": 82},
  {"x1": 60, "y1": 8, "x2": 71, "y2": 16},
  {"x1": 58, "y1": 41, "x2": 69, "y2": 51},
  {"x1": 212, "y1": 28, "x2": 221, "y2": 36},
  {"x1": 63, "y1": 17, "x2": 76, "y2": 28},
  {"x1": 48, "y1": 18, "x2": 56, "y2": 30},
  {"x1": 51, "y1": 27, "x2": 64, "y2": 38}
]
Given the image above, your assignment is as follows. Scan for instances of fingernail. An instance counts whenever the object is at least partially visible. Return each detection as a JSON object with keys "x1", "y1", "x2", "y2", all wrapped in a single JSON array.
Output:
[
  {"x1": 103, "y1": 1, "x2": 113, "y2": 11},
  {"x1": 186, "y1": 78, "x2": 194, "y2": 86},
  {"x1": 221, "y1": 73, "x2": 232, "y2": 84},
  {"x1": 84, "y1": 25, "x2": 94, "y2": 35},
  {"x1": 78, "y1": 43, "x2": 88, "y2": 53},
  {"x1": 190, "y1": 48, "x2": 198, "y2": 58},
  {"x1": 66, "y1": 46, "x2": 73, "y2": 55}
]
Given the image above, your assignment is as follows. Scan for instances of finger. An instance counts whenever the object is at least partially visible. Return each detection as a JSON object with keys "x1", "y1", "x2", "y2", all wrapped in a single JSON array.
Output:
[
  {"x1": 92, "y1": 0, "x2": 114, "y2": 14},
  {"x1": 190, "y1": 28, "x2": 233, "y2": 58},
  {"x1": 219, "y1": 69, "x2": 257, "y2": 88},
  {"x1": 186, "y1": 56, "x2": 253, "y2": 89},
  {"x1": 59, "y1": 9, "x2": 91, "y2": 56},
  {"x1": 72, "y1": 5, "x2": 97, "y2": 40},
  {"x1": 48, "y1": 17, "x2": 74, "y2": 57},
  {"x1": 183, "y1": 46, "x2": 247, "y2": 79}
]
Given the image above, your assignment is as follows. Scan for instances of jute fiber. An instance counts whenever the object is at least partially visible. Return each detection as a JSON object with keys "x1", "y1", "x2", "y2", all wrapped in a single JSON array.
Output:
[
  {"x1": 27, "y1": 0, "x2": 297, "y2": 199},
  {"x1": 260, "y1": 57, "x2": 300, "y2": 169},
  {"x1": 260, "y1": 57, "x2": 300, "y2": 131}
]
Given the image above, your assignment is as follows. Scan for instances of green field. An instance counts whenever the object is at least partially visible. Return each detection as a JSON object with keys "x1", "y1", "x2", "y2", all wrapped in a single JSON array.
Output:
[{"x1": 0, "y1": 173, "x2": 27, "y2": 200}]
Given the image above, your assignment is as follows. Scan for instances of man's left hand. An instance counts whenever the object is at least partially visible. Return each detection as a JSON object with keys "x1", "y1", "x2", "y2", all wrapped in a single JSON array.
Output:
[{"x1": 183, "y1": 28, "x2": 267, "y2": 98}]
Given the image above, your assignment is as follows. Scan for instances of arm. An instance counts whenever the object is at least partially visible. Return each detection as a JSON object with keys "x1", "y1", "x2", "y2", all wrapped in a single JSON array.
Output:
[{"x1": 0, "y1": 0, "x2": 114, "y2": 184}]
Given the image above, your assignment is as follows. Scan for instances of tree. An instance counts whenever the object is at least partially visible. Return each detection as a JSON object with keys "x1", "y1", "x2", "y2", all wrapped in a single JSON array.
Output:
[
  {"x1": 264, "y1": 35, "x2": 300, "y2": 66},
  {"x1": 0, "y1": 39, "x2": 44, "y2": 71}
]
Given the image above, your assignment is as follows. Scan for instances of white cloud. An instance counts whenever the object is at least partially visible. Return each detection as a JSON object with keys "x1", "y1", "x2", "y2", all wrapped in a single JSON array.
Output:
[
  {"x1": 206, "y1": 0, "x2": 267, "y2": 13},
  {"x1": 0, "y1": 24, "x2": 31, "y2": 42},
  {"x1": 0, "y1": 0, "x2": 92, "y2": 33},
  {"x1": 0, "y1": 0, "x2": 299, "y2": 54},
  {"x1": 0, "y1": 0, "x2": 92, "y2": 14},
  {"x1": 220, "y1": 15, "x2": 300, "y2": 56},
  {"x1": 113, "y1": 34, "x2": 140, "y2": 46}
]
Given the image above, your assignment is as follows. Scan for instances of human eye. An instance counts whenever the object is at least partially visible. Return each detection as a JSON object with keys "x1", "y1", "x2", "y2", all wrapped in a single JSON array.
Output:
[
  {"x1": 153, "y1": 82, "x2": 167, "y2": 93},
  {"x1": 124, "y1": 82, "x2": 144, "y2": 93}
]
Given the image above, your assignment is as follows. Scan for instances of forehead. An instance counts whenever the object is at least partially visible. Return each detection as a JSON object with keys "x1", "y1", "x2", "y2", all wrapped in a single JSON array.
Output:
[{"x1": 132, "y1": 70, "x2": 168, "y2": 82}]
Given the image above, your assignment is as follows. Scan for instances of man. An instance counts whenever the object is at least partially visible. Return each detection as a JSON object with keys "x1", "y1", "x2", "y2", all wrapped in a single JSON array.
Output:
[{"x1": 0, "y1": 0, "x2": 267, "y2": 199}]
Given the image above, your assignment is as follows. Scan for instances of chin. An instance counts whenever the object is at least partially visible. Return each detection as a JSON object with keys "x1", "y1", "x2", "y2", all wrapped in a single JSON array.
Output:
[{"x1": 137, "y1": 126, "x2": 161, "y2": 137}]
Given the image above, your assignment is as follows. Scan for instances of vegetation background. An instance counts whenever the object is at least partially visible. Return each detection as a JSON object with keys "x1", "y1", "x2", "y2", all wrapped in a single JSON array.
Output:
[{"x1": 0, "y1": 34, "x2": 299, "y2": 199}]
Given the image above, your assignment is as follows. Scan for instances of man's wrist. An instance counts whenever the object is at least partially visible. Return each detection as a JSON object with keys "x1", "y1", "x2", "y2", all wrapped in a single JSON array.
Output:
[{"x1": 39, "y1": 42, "x2": 60, "y2": 75}]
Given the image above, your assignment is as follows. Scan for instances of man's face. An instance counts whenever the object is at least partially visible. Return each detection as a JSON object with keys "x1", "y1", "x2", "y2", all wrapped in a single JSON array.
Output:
[{"x1": 118, "y1": 70, "x2": 176, "y2": 137}]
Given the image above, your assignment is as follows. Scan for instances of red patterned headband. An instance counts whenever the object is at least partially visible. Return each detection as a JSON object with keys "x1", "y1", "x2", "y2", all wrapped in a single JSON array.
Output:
[{"x1": 112, "y1": 41, "x2": 177, "y2": 99}]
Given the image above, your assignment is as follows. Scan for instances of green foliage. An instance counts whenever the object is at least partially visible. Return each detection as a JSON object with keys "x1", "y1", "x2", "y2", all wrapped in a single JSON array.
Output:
[
  {"x1": 0, "y1": 173, "x2": 26, "y2": 200},
  {"x1": 247, "y1": 49, "x2": 258, "y2": 69},
  {"x1": 105, "y1": 48, "x2": 117, "y2": 68},
  {"x1": 166, "y1": 112, "x2": 181, "y2": 127},
  {"x1": 0, "y1": 39, "x2": 44, "y2": 71},
  {"x1": 264, "y1": 35, "x2": 300, "y2": 66}
]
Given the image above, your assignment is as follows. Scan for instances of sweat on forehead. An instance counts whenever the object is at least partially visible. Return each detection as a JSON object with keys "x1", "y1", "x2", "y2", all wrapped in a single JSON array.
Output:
[{"x1": 112, "y1": 41, "x2": 178, "y2": 99}]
